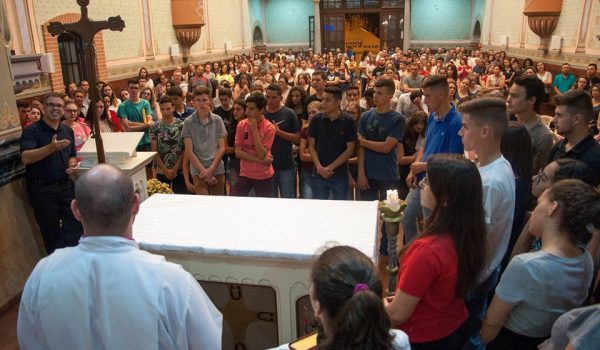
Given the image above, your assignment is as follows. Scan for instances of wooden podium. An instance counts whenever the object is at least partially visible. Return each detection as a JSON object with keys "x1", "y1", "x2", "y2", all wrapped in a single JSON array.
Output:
[
  {"x1": 133, "y1": 194, "x2": 378, "y2": 349},
  {"x1": 78, "y1": 132, "x2": 155, "y2": 201}
]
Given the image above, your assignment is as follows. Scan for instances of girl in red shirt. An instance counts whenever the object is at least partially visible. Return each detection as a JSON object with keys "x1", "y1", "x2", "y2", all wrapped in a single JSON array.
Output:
[{"x1": 386, "y1": 154, "x2": 487, "y2": 349}]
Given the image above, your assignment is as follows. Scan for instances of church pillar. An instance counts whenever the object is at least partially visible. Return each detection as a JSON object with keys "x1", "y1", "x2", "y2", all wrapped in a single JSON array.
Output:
[
  {"x1": 0, "y1": 11, "x2": 43, "y2": 308},
  {"x1": 313, "y1": 0, "x2": 321, "y2": 53},
  {"x1": 403, "y1": 0, "x2": 410, "y2": 51}
]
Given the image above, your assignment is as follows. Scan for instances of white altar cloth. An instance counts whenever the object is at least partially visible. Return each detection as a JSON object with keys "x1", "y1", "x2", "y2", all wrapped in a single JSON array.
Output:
[
  {"x1": 134, "y1": 194, "x2": 378, "y2": 261},
  {"x1": 133, "y1": 194, "x2": 378, "y2": 347}
]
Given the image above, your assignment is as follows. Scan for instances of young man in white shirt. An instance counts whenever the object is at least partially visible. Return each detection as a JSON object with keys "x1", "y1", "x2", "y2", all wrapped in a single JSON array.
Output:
[{"x1": 458, "y1": 97, "x2": 516, "y2": 350}]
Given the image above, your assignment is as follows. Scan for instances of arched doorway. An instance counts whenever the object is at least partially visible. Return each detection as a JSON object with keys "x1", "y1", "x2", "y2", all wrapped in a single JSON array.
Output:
[
  {"x1": 253, "y1": 26, "x2": 263, "y2": 45},
  {"x1": 473, "y1": 20, "x2": 481, "y2": 43},
  {"x1": 57, "y1": 32, "x2": 87, "y2": 87}
]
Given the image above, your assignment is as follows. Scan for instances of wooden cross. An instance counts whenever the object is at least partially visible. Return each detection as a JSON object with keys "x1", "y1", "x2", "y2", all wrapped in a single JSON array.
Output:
[{"x1": 48, "y1": 0, "x2": 125, "y2": 164}]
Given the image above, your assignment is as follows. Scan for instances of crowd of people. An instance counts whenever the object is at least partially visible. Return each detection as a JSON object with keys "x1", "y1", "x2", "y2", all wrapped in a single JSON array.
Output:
[{"x1": 17, "y1": 46, "x2": 600, "y2": 349}]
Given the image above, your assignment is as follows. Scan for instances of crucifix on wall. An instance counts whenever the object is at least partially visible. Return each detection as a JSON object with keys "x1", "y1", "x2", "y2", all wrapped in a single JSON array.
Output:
[{"x1": 48, "y1": 0, "x2": 125, "y2": 163}]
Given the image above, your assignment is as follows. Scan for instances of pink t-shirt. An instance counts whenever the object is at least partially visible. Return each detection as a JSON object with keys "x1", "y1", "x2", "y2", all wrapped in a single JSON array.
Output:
[
  {"x1": 234, "y1": 117, "x2": 275, "y2": 180},
  {"x1": 72, "y1": 122, "x2": 91, "y2": 152}
]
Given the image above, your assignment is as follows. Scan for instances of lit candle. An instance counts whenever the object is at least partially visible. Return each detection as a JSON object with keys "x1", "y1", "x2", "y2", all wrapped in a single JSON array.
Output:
[{"x1": 385, "y1": 189, "x2": 401, "y2": 211}]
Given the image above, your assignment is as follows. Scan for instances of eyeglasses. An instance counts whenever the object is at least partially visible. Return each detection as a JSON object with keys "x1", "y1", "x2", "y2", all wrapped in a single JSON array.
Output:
[
  {"x1": 45, "y1": 103, "x2": 64, "y2": 109},
  {"x1": 418, "y1": 176, "x2": 429, "y2": 189},
  {"x1": 64, "y1": 109, "x2": 78, "y2": 113},
  {"x1": 533, "y1": 168, "x2": 548, "y2": 184}
]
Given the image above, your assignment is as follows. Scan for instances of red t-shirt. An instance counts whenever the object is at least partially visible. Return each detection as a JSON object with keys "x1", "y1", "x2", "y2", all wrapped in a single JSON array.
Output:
[
  {"x1": 395, "y1": 233, "x2": 467, "y2": 343},
  {"x1": 234, "y1": 117, "x2": 275, "y2": 180}
]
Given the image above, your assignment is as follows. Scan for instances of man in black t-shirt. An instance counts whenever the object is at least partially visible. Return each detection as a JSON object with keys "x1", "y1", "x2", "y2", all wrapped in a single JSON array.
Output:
[
  {"x1": 214, "y1": 88, "x2": 234, "y2": 176},
  {"x1": 371, "y1": 56, "x2": 387, "y2": 80},
  {"x1": 306, "y1": 71, "x2": 327, "y2": 106},
  {"x1": 325, "y1": 62, "x2": 341, "y2": 87},
  {"x1": 308, "y1": 86, "x2": 356, "y2": 200},
  {"x1": 263, "y1": 84, "x2": 301, "y2": 198},
  {"x1": 549, "y1": 90, "x2": 600, "y2": 184},
  {"x1": 20, "y1": 93, "x2": 83, "y2": 254}
]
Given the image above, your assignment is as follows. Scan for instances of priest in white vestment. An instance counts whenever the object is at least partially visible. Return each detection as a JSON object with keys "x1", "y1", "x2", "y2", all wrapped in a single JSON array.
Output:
[{"x1": 18, "y1": 164, "x2": 222, "y2": 350}]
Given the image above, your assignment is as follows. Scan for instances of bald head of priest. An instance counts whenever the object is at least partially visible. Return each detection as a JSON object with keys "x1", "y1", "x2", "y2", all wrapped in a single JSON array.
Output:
[
  {"x1": 71, "y1": 163, "x2": 139, "y2": 239},
  {"x1": 17, "y1": 164, "x2": 223, "y2": 349}
]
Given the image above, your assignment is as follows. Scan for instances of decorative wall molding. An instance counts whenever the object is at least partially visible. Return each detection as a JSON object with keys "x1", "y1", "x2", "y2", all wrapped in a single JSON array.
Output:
[
  {"x1": 481, "y1": 44, "x2": 595, "y2": 68},
  {"x1": 105, "y1": 49, "x2": 249, "y2": 80}
]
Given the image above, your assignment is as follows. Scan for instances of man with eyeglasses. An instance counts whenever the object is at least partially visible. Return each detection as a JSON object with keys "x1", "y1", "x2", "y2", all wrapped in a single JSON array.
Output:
[
  {"x1": 20, "y1": 93, "x2": 83, "y2": 254},
  {"x1": 118, "y1": 78, "x2": 153, "y2": 151}
]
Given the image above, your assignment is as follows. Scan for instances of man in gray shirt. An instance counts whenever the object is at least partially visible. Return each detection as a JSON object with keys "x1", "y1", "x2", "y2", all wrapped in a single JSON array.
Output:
[
  {"x1": 182, "y1": 86, "x2": 227, "y2": 195},
  {"x1": 507, "y1": 76, "x2": 555, "y2": 173},
  {"x1": 402, "y1": 64, "x2": 424, "y2": 93}
]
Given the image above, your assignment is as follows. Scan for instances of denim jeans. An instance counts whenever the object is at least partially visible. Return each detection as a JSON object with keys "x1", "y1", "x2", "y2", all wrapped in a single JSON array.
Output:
[
  {"x1": 300, "y1": 169, "x2": 314, "y2": 199},
  {"x1": 461, "y1": 266, "x2": 501, "y2": 350},
  {"x1": 312, "y1": 175, "x2": 348, "y2": 200},
  {"x1": 402, "y1": 186, "x2": 423, "y2": 244},
  {"x1": 272, "y1": 167, "x2": 296, "y2": 198},
  {"x1": 227, "y1": 163, "x2": 240, "y2": 190}
]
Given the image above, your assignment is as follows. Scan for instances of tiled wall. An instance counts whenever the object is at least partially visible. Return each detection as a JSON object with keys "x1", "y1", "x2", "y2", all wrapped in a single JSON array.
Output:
[
  {"x1": 411, "y1": 0, "x2": 472, "y2": 41},
  {"x1": 264, "y1": 0, "x2": 312, "y2": 45}
]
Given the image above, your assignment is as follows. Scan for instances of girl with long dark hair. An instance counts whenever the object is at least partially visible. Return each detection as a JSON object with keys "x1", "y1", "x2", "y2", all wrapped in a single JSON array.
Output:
[
  {"x1": 386, "y1": 154, "x2": 487, "y2": 349},
  {"x1": 397, "y1": 111, "x2": 427, "y2": 199},
  {"x1": 499, "y1": 122, "x2": 534, "y2": 272},
  {"x1": 284, "y1": 86, "x2": 309, "y2": 125}
]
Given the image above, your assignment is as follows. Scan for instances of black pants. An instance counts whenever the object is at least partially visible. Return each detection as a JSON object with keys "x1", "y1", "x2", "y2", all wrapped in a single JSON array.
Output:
[
  {"x1": 412, "y1": 321, "x2": 469, "y2": 350},
  {"x1": 156, "y1": 173, "x2": 188, "y2": 194},
  {"x1": 27, "y1": 180, "x2": 83, "y2": 254},
  {"x1": 487, "y1": 327, "x2": 548, "y2": 350}
]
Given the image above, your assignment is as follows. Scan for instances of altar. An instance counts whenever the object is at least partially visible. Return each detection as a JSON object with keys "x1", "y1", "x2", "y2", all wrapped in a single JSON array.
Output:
[
  {"x1": 133, "y1": 194, "x2": 378, "y2": 349},
  {"x1": 77, "y1": 132, "x2": 155, "y2": 201}
]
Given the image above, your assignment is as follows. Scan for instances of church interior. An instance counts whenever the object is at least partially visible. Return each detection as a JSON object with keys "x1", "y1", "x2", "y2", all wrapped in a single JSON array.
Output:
[{"x1": 1, "y1": 0, "x2": 600, "y2": 349}]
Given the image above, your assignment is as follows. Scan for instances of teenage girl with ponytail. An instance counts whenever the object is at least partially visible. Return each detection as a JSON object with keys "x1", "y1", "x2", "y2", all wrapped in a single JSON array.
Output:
[
  {"x1": 482, "y1": 179, "x2": 598, "y2": 349},
  {"x1": 310, "y1": 245, "x2": 409, "y2": 350},
  {"x1": 271, "y1": 245, "x2": 410, "y2": 350}
]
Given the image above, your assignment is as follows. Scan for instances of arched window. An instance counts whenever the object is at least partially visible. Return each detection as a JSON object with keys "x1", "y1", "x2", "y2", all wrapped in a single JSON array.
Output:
[
  {"x1": 57, "y1": 32, "x2": 86, "y2": 86},
  {"x1": 253, "y1": 26, "x2": 263, "y2": 45},
  {"x1": 473, "y1": 20, "x2": 481, "y2": 43}
]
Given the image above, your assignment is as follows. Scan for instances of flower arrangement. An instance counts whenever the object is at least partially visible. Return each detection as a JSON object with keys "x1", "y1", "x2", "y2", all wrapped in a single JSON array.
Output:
[{"x1": 146, "y1": 178, "x2": 174, "y2": 196}]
